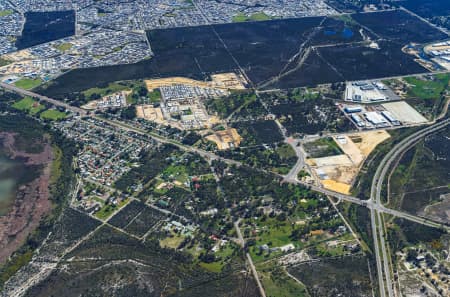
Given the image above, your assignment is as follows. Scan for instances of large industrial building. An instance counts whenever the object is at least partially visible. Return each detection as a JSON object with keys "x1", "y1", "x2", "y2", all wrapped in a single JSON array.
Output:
[{"x1": 345, "y1": 81, "x2": 389, "y2": 103}]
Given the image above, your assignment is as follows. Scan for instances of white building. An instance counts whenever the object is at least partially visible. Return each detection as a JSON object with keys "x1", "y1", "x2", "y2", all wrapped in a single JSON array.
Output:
[
  {"x1": 364, "y1": 112, "x2": 388, "y2": 126},
  {"x1": 345, "y1": 82, "x2": 388, "y2": 103}
]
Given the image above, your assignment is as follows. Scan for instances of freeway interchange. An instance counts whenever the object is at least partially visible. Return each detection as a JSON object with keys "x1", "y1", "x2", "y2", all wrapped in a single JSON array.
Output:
[{"x1": 1, "y1": 83, "x2": 449, "y2": 297}]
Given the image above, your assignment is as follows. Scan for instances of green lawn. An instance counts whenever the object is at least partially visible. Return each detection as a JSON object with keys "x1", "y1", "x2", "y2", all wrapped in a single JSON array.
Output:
[
  {"x1": 14, "y1": 78, "x2": 42, "y2": 90},
  {"x1": 162, "y1": 165, "x2": 189, "y2": 183},
  {"x1": 249, "y1": 12, "x2": 271, "y2": 21},
  {"x1": 149, "y1": 89, "x2": 161, "y2": 103},
  {"x1": 112, "y1": 45, "x2": 124, "y2": 52},
  {"x1": 95, "y1": 199, "x2": 128, "y2": 220},
  {"x1": 40, "y1": 109, "x2": 67, "y2": 121},
  {"x1": 199, "y1": 243, "x2": 237, "y2": 273},
  {"x1": 0, "y1": 9, "x2": 13, "y2": 17},
  {"x1": 12, "y1": 97, "x2": 44, "y2": 114},
  {"x1": 199, "y1": 261, "x2": 223, "y2": 273},
  {"x1": 245, "y1": 217, "x2": 294, "y2": 252},
  {"x1": 55, "y1": 42, "x2": 73, "y2": 52},
  {"x1": 276, "y1": 143, "x2": 296, "y2": 159},
  {"x1": 404, "y1": 74, "x2": 450, "y2": 100},
  {"x1": 83, "y1": 82, "x2": 130, "y2": 98},
  {"x1": 232, "y1": 13, "x2": 248, "y2": 22},
  {"x1": 232, "y1": 12, "x2": 272, "y2": 22},
  {"x1": 95, "y1": 204, "x2": 116, "y2": 220}
]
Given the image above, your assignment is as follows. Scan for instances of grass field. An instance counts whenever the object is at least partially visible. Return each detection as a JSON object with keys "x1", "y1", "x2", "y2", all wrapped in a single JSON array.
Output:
[
  {"x1": 148, "y1": 89, "x2": 161, "y2": 103},
  {"x1": 95, "y1": 199, "x2": 128, "y2": 220},
  {"x1": 55, "y1": 42, "x2": 73, "y2": 52},
  {"x1": 83, "y1": 81, "x2": 131, "y2": 98},
  {"x1": 252, "y1": 218, "x2": 293, "y2": 247},
  {"x1": 245, "y1": 217, "x2": 294, "y2": 262},
  {"x1": 232, "y1": 12, "x2": 272, "y2": 22},
  {"x1": 12, "y1": 97, "x2": 44, "y2": 114},
  {"x1": 250, "y1": 12, "x2": 272, "y2": 21},
  {"x1": 304, "y1": 137, "x2": 343, "y2": 158},
  {"x1": 0, "y1": 9, "x2": 13, "y2": 17},
  {"x1": 276, "y1": 143, "x2": 297, "y2": 159},
  {"x1": 159, "y1": 233, "x2": 185, "y2": 249},
  {"x1": 257, "y1": 263, "x2": 308, "y2": 297},
  {"x1": 199, "y1": 244, "x2": 237, "y2": 273},
  {"x1": 14, "y1": 78, "x2": 42, "y2": 90},
  {"x1": 40, "y1": 109, "x2": 67, "y2": 121},
  {"x1": 162, "y1": 165, "x2": 189, "y2": 184},
  {"x1": 404, "y1": 73, "x2": 450, "y2": 100}
]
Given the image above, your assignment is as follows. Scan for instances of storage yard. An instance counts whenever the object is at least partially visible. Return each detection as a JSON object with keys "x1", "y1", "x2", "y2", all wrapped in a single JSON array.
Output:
[{"x1": 306, "y1": 130, "x2": 391, "y2": 194}]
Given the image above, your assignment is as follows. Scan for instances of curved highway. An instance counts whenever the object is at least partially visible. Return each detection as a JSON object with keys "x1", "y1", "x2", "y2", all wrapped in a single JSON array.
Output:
[{"x1": 370, "y1": 118, "x2": 449, "y2": 297}]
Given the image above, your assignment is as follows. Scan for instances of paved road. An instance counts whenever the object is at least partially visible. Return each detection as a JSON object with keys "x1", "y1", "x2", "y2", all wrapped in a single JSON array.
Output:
[
  {"x1": 370, "y1": 118, "x2": 450, "y2": 297},
  {"x1": 233, "y1": 220, "x2": 267, "y2": 297},
  {"x1": 0, "y1": 82, "x2": 87, "y2": 116},
  {"x1": 284, "y1": 138, "x2": 308, "y2": 181}
]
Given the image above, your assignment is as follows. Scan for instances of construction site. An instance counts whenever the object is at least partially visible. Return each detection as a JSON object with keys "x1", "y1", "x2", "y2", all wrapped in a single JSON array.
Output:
[
  {"x1": 137, "y1": 72, "x2": 247, "y2": 130},
  {"x1": 205, "y1": 128, "x2": 242, "y2": 150},
  {"x1": 424, "y1": 40, "x2": 450, "y2": 70},
  {"x1": 144, "y1": 72, "x2": 247, "y2": 91},
  {"x1": 305, "y1": 130, "x2": 391, "y2": 194}
]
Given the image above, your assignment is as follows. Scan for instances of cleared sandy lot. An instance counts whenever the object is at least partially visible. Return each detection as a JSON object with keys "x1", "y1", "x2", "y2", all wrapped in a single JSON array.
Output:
[
  {"x1": 2, "y1": 49, "x2": 36, "y2": 61},
  {"x1": 136, "y1": 104, "x2": 165, "y2": 124},
  {"x1": 210, "y1": 73, "x2": 247, "y2": 90},
  {"x1": 206, "y1": 128, "x2": 242, "y2": 150},
  {"x1": 308, "y1": 155, "x2": 353, "y2": 167},
  {"x1": 308, "y1": 130, "x2": 391, "y2": 194},
  {"x1": 145, "y1": 72, "x2": 246, "y2": 91},
  {"x1": 349, "y1": 130, "x2": 391, "y2": 156},
  {"x1": 333, "y1": 135, "x2": 364, "y2": 165},
  {"x1": 145, "y1": 77, "x2": 210, "y2": 91}
]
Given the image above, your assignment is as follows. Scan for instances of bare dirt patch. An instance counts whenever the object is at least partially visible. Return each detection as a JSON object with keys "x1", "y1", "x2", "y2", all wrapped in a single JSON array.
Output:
[
  {"x1": 206, "y1": 128, "x2": 242, "y2": 150},
  {"x1": 308, "y1": 130, "x2": 390, "y2": 194},
  {"x1": 136, "y1": 104, "x2": 165, "y2": 124},
  {"x1": 349, "y1": 130, "x2": 391, "y2": 157},
  {"x1": 144, "y1": 72, "x2": 246, "y2": 91}
]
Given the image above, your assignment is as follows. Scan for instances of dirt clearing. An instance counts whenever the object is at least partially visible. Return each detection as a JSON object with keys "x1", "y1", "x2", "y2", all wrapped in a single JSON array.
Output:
[
  {"x1": 145, "y1": 72, "x2": 246, "y2": 91},
  {"x1": 307, "y1": 130, "x2": 390, "y2": 194}
]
